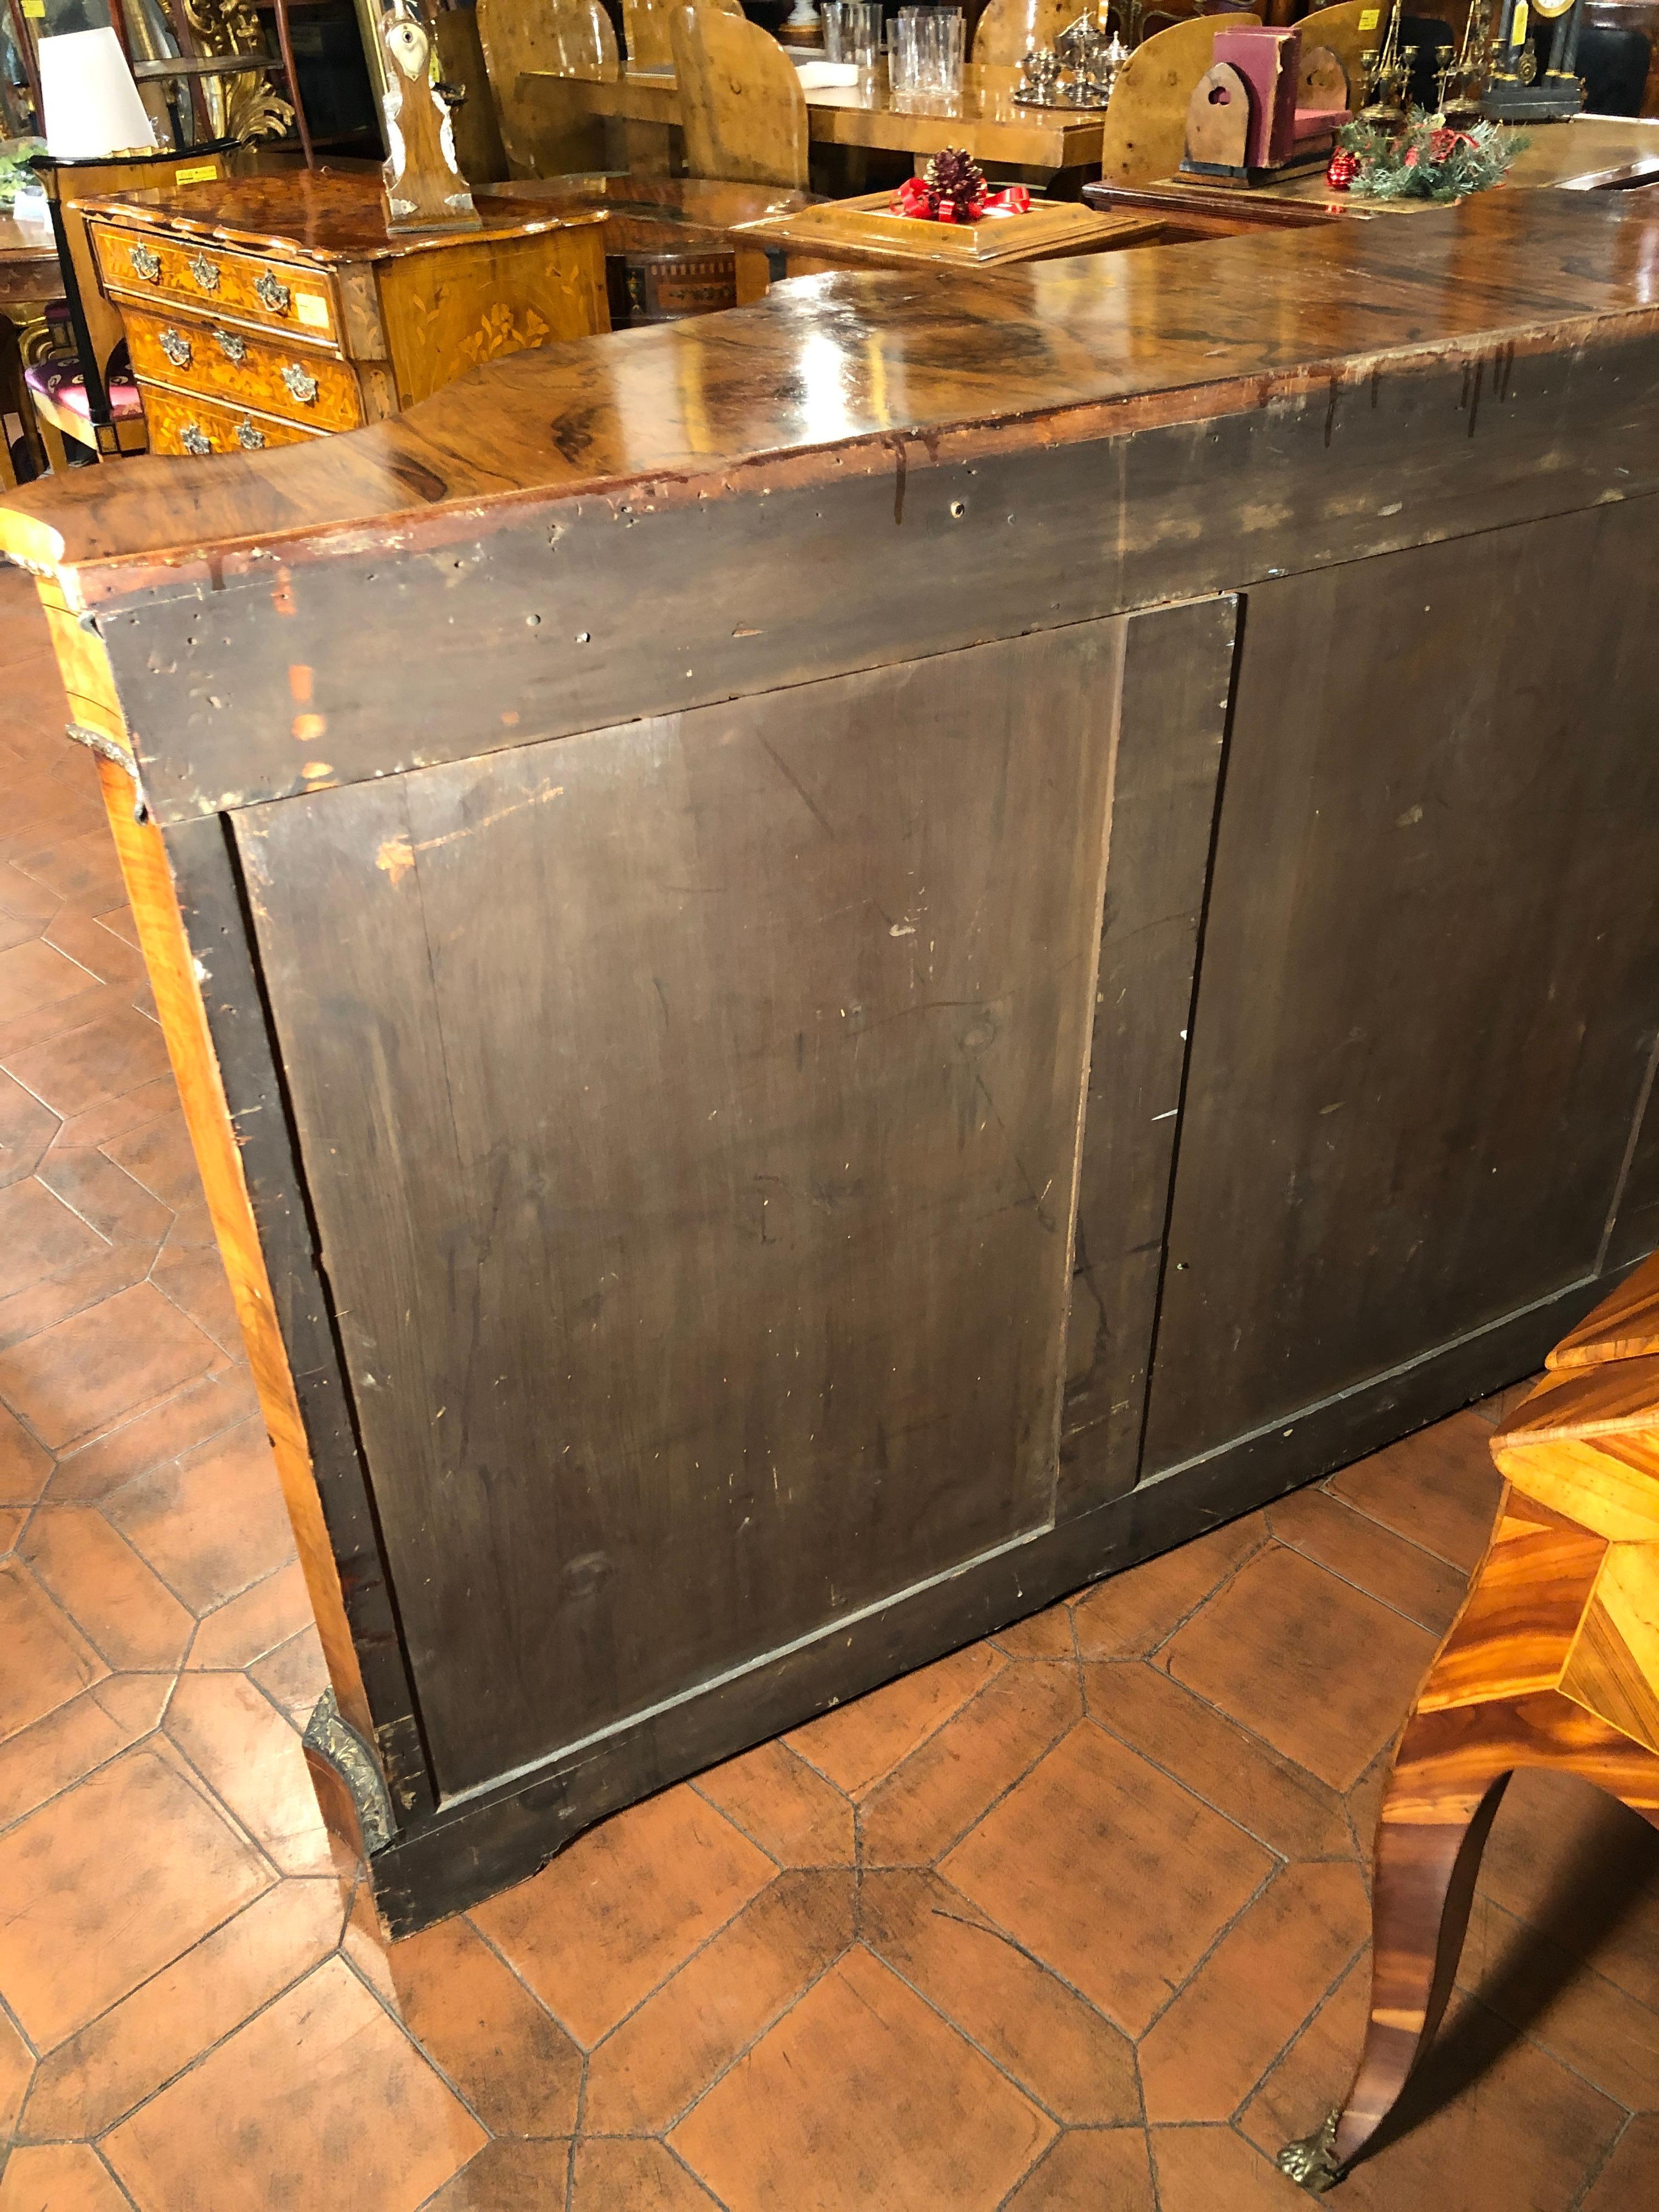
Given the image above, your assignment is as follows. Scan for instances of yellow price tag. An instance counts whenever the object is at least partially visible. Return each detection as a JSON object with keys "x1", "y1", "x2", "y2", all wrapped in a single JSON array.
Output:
[
  {"x1": 1511, "y1": 0, "x2": 1528, "y2": 40},
  {"x1": 20, "y1": 0, "x2": 45, "y2": 20},
  {"x1": 1358, "y1": 7, "x2": 1380, "y2": 26},
  {"x1": 174, "y1": 163, "x2": 217, "y2": 185},
  {"x1": 296, "y1": 294, "x2": 331, "y2": 330}
]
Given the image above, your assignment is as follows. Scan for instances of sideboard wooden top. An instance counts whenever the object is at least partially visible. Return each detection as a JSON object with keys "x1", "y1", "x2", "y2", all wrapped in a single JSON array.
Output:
[
  {"x1": 78, "y1": 169, "x2": 605, "y2": 267},
  {"x1": 6, "y1": 190, "x2": 1659, "y2": 590}
]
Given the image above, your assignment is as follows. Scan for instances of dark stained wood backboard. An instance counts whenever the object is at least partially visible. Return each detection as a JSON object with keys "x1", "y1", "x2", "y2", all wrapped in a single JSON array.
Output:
[
  {"x1": 1142, "y1": 500, "x2": 1659, "y2": 1477},
  {"x1": 236, "y1": 622, "x2": 1124, "y2": 1797}
]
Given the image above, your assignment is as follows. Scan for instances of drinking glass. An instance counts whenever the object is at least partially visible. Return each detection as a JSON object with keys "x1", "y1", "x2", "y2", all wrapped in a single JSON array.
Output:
[
  {"x1": 844, "y1": 1, "x2": 881, "y2": 72},
  {"x1": 822, "y1": 2, "x2": 850, "y2": 60},
  {"x1": 923, "y1": 7, "x2": 964, "y2": 93},
  {"x1": 889, "y1": 12, "x2": 923, "y2": 90}
]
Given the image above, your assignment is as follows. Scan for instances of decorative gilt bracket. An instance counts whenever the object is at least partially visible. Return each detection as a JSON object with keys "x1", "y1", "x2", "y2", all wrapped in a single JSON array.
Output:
[{"x1": 303, "y1": 1688, "x2": 395, "y2": 1855}]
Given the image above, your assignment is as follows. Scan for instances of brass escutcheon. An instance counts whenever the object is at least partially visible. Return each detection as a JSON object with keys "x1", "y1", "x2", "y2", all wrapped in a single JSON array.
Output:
[
  {"x1": 281, "y1": 362, "x2": 320, "y2": 405},
  {"x1": 254, "y1": 270, "x2": 292, "y2": 314},
  {"x1": 235, "y1": 416, "x2": 266, "y2": 450},
  {"x1": 158, "y1": 327, "x2": 191, "y2": 368},
  {"x1": 189, "y1": 253, "x2": 220, "y2": 291},
  {"x1": 180, "y1": 422, "x2": 212, "y2": 455},
  {"x1": 213, "y1": 327, "x2": 248, "y2": 364},
  {"x1": 129, "y1": 244, "x2": 161, "y2": 281}
]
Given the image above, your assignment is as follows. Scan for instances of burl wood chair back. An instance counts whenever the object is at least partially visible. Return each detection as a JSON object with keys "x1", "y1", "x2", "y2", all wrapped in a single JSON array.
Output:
[
  {"x1": 670, "y1": 7, "x2": 810, "y2": 189},
  {"x1": 477, "y1": 0, "x2": 620, "y2": 175},
  {"x1": 1097, "y1": 10, "x2": 1261, "y2": 187},
  {"x1": 628, "y1": 0, "x2": 743, "y2": 70},
  {"x1": 971, "y1": 0, "x2": 1075, "y2": 65},
  {"x1": 1279, "y1": 1252, "x2": 1659, "y2": 2190},
  {"x1": 1293, "y1": 0, "x2": 1372, "y2": 103}
]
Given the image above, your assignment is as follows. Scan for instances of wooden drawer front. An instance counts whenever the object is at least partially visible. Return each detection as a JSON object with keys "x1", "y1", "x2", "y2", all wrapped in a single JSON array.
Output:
[
  {"x1": 139, "y1": 382, "x2": 327, "y2": 459},
  {"x1": 93, "y1": 222, "x2": 340, "y2": 344},
  {"x1": 124, "y1": 308, "x2": 364, "y2": 433}
]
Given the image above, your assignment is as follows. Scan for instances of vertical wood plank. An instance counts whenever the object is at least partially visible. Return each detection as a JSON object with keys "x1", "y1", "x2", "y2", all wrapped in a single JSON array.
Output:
[{"x1": 1057, "y1": 595, "x2": 1240, "y2": 1520}]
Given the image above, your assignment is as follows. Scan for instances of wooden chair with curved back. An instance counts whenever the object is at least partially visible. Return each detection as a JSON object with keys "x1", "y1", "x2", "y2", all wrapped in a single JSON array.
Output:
[
  {"x1": 628, "y1": 0, "x2": 743, "y2": 69},
  {"x1": 477, "y1": 0, "x2": 620, "y2": 175},
  {"x1": 970, "y1": 0, "x2": 1074, "y2": 65},
  {"x1": 1291, "y1": 0, "x2": 1372, "y2": 105},
  {"x1": 670, "y1": 6, "x2": 810, "y2": 188},
  {"x1": 1098, "y1": 10, "x2": 1261, "y2": 188}
]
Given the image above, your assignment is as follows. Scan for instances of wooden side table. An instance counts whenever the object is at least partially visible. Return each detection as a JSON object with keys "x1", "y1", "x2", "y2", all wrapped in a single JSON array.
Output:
[
  {"x1": 730, "y1": 189, "x2": 1164, "y2": 297},
  {"x1": 1280, "y1": 1256, "x2": 1659, "y2": 2191},
  {"x1": 0, "y1": 215, "x2": 59, "y2": 487},
  {"x1": 78, "y1": 170, "x2": 608, "y2": 460}
]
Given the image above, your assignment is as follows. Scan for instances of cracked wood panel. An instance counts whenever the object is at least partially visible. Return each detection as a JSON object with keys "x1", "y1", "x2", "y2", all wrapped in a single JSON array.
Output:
[
  {"x1": 1139, "y1": 498, "x2": 1659, "y2": 1479},
  {"x1": 1058, "y1": 594, "x2": 1239, "y2": 1517},
  {"x1": 233, "y1": 621, "x2": 1122, "y2": 1799}
]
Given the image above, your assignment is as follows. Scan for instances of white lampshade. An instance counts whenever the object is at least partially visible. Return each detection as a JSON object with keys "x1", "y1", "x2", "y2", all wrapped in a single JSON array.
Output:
[{"x1": 38, "y1": 28, "x2": 157, "y2": 160}]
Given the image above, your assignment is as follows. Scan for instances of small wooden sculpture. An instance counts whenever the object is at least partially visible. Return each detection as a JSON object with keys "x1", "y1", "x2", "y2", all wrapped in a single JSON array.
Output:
[
  {"x1": 1182, "y1": 25, "x2": 1350, "y2": 182},
  {"x1": 380, "y1": 0, "x2": 481, "y2": 236},
  {"x1": 1280, "y1": 1255, "x2": 1659, "y2": 2191}
]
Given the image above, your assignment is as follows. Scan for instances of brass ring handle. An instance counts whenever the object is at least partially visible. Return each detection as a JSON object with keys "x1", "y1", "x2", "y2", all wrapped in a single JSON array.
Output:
[
  {"x1": 281, "y1": 362, "x2": 320, "y2": 405},
  {"x1": 129, "y1": 245, "x2": 161, "y2": 281},
  {"x1": 189, "y1": 254, "x2": 220, "y2": 291},
  {"x1": 180, "y1": 423, "x2": 212, "y2": 456},
  {"x1": 159, "y1": 327, "x2": 192, "y2": 368},
  {"x1": 255, "y1": 271, "x2": 292, "y2": 314},
  {"x1": 235, "y1": 417, "x2": 266, "y2": 450},
  {"x1": 213, "y1": 328, "x2": 248, "y2": 364}
]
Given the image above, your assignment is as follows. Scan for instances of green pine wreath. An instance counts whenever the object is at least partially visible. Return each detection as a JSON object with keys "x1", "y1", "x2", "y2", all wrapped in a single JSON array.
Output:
[{"x1": 1339, "y1": 110, "x2": 1527, "y2": 203}]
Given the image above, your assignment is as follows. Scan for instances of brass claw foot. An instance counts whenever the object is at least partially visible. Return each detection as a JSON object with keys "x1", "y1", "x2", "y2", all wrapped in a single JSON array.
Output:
[{"x1": 1277, "y1": 2112, "x2": 1345, "y2": 2194}]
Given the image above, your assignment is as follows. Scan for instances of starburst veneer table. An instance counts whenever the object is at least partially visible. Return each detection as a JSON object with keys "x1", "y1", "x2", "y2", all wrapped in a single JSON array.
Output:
[{"x1": 1282, "y1": 1254, "x2": 1659, "y2": 2189}]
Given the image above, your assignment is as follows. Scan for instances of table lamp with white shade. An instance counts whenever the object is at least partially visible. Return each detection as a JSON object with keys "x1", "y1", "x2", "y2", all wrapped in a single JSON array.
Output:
[{"x1": 37, "y1": 26, "x2": 157, "y2": 157}]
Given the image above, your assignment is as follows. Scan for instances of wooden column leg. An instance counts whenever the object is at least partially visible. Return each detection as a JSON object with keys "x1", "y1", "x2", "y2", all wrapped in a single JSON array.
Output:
[{"x1": 1279, "y1": 1730, "x2": 1514, "y2": 2191}]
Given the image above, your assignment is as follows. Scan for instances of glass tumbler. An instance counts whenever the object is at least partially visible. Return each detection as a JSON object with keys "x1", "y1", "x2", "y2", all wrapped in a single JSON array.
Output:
[{"x1": 822, "y1": 2, "x2": 850, "y2": 61}]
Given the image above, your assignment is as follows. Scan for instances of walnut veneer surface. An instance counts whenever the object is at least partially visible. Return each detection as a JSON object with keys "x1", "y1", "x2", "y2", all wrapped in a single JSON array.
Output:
[{"x1": 5, "y1": 190, "x2": 1659, "y2": 578}]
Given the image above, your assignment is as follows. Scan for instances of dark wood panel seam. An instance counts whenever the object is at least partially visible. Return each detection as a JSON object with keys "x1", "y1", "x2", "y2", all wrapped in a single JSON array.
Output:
[
  {"x1": 165, "y1": 813, "x2": 438, "y2": 1824},
  {"x1": 1126, "y1": 591, "x2": 1248, "y2": 1493}
]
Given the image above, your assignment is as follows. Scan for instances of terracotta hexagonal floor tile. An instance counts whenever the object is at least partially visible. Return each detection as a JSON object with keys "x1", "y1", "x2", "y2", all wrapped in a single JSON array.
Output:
[
  {"x1": 471, "y1": 1783, "x2": 775, "y2": 2046},
  {"x1": 103, "y1": 1957, "x2": 486, "y2": 2212},
  {"x1": 1160, "y1": 1544, "x2": 1437, "y2": 1791},
  {"x1": 570, "y1": 2140, "x2": 721, "y2": 2210},
  {"x1": 0, "y1": 2143, "x2": 131, "y2": 2212},
  {"x1": 0, "y1": 1556, "x2": 106, "y2": 1740},
  {"x1": 103, "y1": 1417, "x2": 295, "y2": 1615},
  {"x1": 786, "y1": 1641, "x2": 1006, "y2": 1798},
  {"x1": 669, "y1": 1945, "x2": 1056, "y2": 2210},
  {"x1": 1003, "y1": 2130, "x2": 1156, "y2": 2210},
  {"x1": 940, "y1": 1720, "x2": 1274, "y2": 2034},
  {"x1": 0, "y1": 1738, "x2": 272, "y2": 2049},
  {"x1": 1325, "y1": 1410, "x2": 1505, "y2": 1574},
  {"x1": 386, "y1": 1912, "x2": 583, "y2": 2138},
  {"x1": 1582, "y1": 2117, "x2": 1659, "y2": 2212},
  {"x1": 693, "y1": 1736, "x2": 855, "y2": 1866},
  {"x1": 0, "y1": 1284, "x2": 218, "y2": 1454}
]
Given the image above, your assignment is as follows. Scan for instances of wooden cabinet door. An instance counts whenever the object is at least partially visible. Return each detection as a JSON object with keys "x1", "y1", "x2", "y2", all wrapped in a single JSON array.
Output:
[{"x1": 237, "y1": 618, "x2": 1149, "y2": 1800}]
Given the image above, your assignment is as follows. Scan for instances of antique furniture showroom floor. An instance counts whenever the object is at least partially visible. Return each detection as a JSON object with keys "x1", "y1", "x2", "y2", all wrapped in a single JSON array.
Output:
[{"x1": 1, "y1": 551, "x2": 1656, "y2": 2204}]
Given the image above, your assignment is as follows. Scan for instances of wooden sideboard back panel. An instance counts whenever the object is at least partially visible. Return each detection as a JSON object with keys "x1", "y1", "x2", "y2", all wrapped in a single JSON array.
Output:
[
  {"x1": 92, "y1": 332, "x2": 1659, "y2": 832},
  {"x1": 233, "y1": 623, "x2": 1125, "y2": 1797},
  {"x1": 1142, "y1": 500, "x2": 1659, "y2": 1477}
]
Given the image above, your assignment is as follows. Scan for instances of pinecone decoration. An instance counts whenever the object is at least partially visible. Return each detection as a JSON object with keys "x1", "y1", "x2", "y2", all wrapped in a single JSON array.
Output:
[
  {"x1": 924, "y1": 146, "x2": 987, "y2": 223},
  {"x1": 1325, "y1": 146, "x2": 1358, "y2": 190}
]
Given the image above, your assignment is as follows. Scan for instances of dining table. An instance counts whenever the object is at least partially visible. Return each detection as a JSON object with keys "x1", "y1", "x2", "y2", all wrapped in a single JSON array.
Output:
[{"x1": 521, "y1": 61, "x2": 1111, "y2": 187}]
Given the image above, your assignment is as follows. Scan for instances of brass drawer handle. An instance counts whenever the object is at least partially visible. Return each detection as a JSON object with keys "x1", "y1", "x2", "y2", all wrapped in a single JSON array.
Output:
[
  {"x1": 235, "y1": 416, "x2": 266, "y2": 451},
  {"x1": 213, "y1": 327, "x2": 247, "y2": 364},
  {"x1": 281, "y1": 362, "x2": 319, "y2": 405},
  {"x1": 180, "y1": 422, "x2": 212, "y2": 456},
  {"x1": 129, "y1": 244, "x2": 161, "y2": 281},
  {"x1": 189, "y1": 253, "x2": 220, "y2": 291},
  {"x1": 158, "y1": 326, "x2": 192, "y2": 368},
  {"x1": 255, "y1": 271, "x2": 292, "y2": 314}
]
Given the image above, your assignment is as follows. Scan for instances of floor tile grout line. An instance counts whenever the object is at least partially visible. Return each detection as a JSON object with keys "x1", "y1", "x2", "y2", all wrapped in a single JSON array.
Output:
[
  {"x1": 153, "y1": 1706, "x2": 295, "y2": 1888},
  {"x1": 870, "y1": 1861, "x2": 1154, "y2": 2106},
  {"x1": 1567, "y1": 2108, "x2": 1631, "y2": 2212},
  {"x1": 660, "y1": 2132, "x2": 732, "y2": 2209},
  {"x1": 93, "y1": 2139, "x2": 143, "y2": 2210},
  {"x1": 647, "y1": 1943, "x2": 855, "y2": 2143},
  {"x1": 1262, "y1": 1516, "x2": 1470, "y2": 1640},
  {"x1": 82, "y1": 1946, "x2": 348, "y2": 2154},
  {"x1": 0, "y1": 1677, "x2": 179, "y2": 1846},
  {"x1": 1221, "y1": 1932, "x2": 1371, "y2": 2136},
  {"x1": 463, "y1": 1911, "x2": 605, "y2": 2053},
  {"x1": 22, "y1": 1500, "x2": 200, "y2": 1666},
  {"x1": 786, "y1": 1649, "x2": 1011, "y2": 1806},
  {"x1": 331, "y1": 1938, "x2": 501, "y2": 2143},
  {"x1": 10, "y1": 1876, "x2": 335, "y2": 2141},
  {"x1": 860, "y1": 1672, "x2": 1084, "y2": 1877},
  {"x1": 0, "y1": 1983, "x2": 42, "y2": 2066},
  {"x1": 42, "y1": 1363, "x2": 252, "y2": 1496},
  {"x1": 860, "y1": 1932, "x2": 1110, "y2": 2136},
  {"x1": 1316, "y1": 1484, "x2": 1481, "y2": 1576},
  {"x1": 472, "y1": 1858, "x2": 788, "y2": 2063},
  {"x1": 682, "y1": 1777, "x2": 789, "y2": 1875},
  {"x1": 1099, "y1": 1520, "x2": 1273, "y2": 1670},
  {"x1": 1133, "y1": 1853, "x2": 1283, "y2": 2049},
  {"x1": 1467, "y1": 1892, "x2": 1659, "y2": 2029},
  {"x1": 1099, "y1": 1644, "x2": 1392, "y2": 1816}
]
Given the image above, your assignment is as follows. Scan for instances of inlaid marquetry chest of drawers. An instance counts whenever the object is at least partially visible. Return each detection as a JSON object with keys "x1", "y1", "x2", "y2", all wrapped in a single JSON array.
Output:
[{"x1": 81, "y1": 170, "x2": 608, "y2": 460}]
